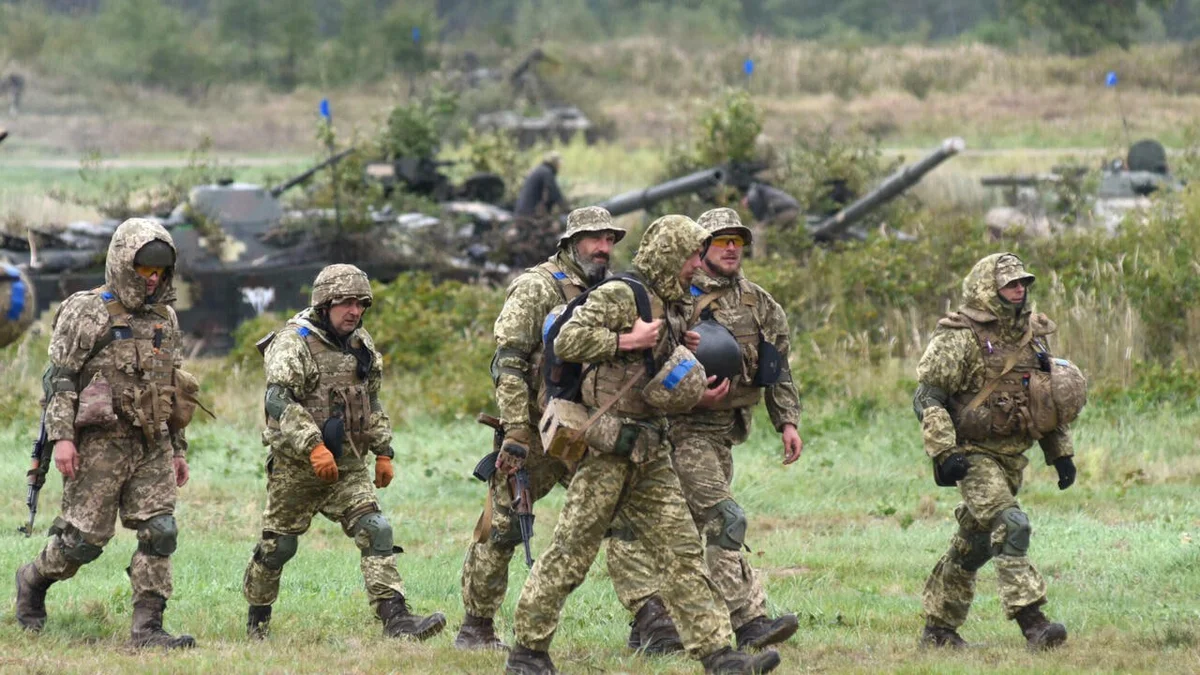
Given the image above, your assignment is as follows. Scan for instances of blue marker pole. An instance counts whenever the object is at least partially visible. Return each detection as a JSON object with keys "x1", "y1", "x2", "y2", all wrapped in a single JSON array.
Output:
[
  {"x1": 743, "y1": 58, "x2": 754, "y2": 90},
  {"x1": 1106, "y1": 71, "x2": 1131, "y2": 147},
  {"x1": 319, "y1": 98, "x2": 342, "y2": 230}
]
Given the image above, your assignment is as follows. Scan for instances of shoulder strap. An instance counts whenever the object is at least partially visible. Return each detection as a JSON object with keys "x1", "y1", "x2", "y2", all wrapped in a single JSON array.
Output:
[
  {"x1": 690, "y1": 287, "x2": 733, "y2": 324},
  {"x1": 535, "y1": 261, "x2": 583, "y2": 303},
  {"x1": 961, "y1": 321, "x2": 1035, "y2": 413},
  {"x1": 609, "y1": 273, "x2": 657, "y2": 377},
  {"x1": 81, "y1": 286, "x2": 130, "y2": 361}
]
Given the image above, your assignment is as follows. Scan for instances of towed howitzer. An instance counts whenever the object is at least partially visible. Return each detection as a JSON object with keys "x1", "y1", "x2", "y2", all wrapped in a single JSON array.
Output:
[
  {"x1": 473, "y1": 413, "x2": 535, "y2": 568},
  {"x1": 269, "y1": 148, "x2": 356, "y2": 198},
  {"x1": 589, "y1": 166, "x2": 728, "y2": 219},
  {"x1": 809, "y1": 137, "x2": 965, "y2": 242}
]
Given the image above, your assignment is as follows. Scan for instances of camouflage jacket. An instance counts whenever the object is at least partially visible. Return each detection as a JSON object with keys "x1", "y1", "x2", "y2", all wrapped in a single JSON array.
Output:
[
  {"x1": 492, "y1": 251, "x2": 590, "y2": 433},
  {"x1": 678, "y1": 267, "x2": 801, "y2": 433},
  {"x1": 43, "y1": 219, "x2": 187, "y2": 456},
  {"x1": 261, "y1": 308, "x2": 391, "y2": 464},
  {"x1": 916, "y1": 254, "x2": 1072, "y2": 464}
]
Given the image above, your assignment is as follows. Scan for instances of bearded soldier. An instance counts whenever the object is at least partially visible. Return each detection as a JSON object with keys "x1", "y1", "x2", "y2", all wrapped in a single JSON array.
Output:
[
  {"x1": 915, "y1": 253, "x2": 1085, "y2": 650},
  {"x1": 460, "y1": 206, "x2": 664, "y2": 650},
  {"x1": 628, "y1": 208, "x2": 802, "y2": 651},
  {"x1": 15, "y1": 219, "x2": 195, "y2": 649},
  {"x1": 506, "y1": 215, "x2": 782, "y2": 675},
  {"x1": 242, "y1": 264, "x2": 445, "y2": 641}
]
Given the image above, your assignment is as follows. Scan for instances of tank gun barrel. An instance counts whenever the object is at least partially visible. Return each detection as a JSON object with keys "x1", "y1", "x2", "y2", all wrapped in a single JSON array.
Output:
[
  {"x1": 809, "y1": 137, "x2": 964, "y2": 242},
  {"x1": 269, "y1": 148, "x2": 356, "y2": 198},
  {"x1": 593, "y1": 167, "x2": 726, "y2": 219},
  {"x1": 980, "y1": 173, "x2": 1064, "y2": 187}
]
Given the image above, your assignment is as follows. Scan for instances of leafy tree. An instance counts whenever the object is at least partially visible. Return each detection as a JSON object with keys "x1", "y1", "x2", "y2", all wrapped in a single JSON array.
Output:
[{"x1": 1007, "y1": 0, "x2": 1173, "y2": 54}]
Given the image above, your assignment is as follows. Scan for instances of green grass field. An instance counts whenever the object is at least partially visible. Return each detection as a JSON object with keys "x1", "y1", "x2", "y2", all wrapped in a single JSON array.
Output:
[{"x1": 1, "y1": 391, "x2": 1197, "y2": 673}]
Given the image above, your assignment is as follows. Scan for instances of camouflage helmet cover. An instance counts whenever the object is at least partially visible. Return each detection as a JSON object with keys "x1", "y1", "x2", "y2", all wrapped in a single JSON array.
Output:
[
  {"x1": 1050, "y1": 357, "x2": 1087, "y2": 426},
  {"x1": 558, "y1": 205, "x2": 626, "y2": 247},
  {"x1": 696, "y1": 207, "x2": 753, "y2": 246},
  {"x1": 642, "y1": 345, "x2": 708, "y2": 414},
  {"x1": 311, "y1": 264, "x2": 372, "y2": 307}
]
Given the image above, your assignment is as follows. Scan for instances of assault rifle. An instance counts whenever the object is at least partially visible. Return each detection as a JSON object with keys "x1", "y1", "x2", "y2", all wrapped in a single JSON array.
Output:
[
  {"x1": 19, "y1": 408, "x2": 51, "y2": 537},
  {"x1": 473, "y1": 413, "x2": 535, "y2": 568}
]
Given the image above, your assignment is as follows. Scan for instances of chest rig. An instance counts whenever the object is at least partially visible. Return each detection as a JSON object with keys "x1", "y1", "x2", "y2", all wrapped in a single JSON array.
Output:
[
  {"x1": 291, "y1": 325, "x2": 372, "y2": 457},
  {"x1": 580, "y1": 287, "x2": 679, "y2": 419},
  {"x1": 691, "y1": 278, "x2": 763, "y2": 410},
  {"x1": 79, "y1": 287, "x2": 179, "y2": 442},
  {"x1": 946, "y1": 313, "x2": 1054, "y2": 442}
]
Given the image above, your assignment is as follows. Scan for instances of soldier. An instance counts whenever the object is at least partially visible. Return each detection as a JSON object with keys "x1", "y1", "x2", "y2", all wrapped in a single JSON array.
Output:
[
  {"x1": 507, "y1": 152, "x2": 570, "y2": 266},
  {"x1": 506, "y1": 215, "x2": 782, "y2": 675},
  {"x1": 914, "y1": 253, "x2": 1084, "y2": 650},
  {"x1": 14, "y1": 218, "x2": 195, "y2": 649},
  {"x1": 459, "y1": 205, "x2": 638, "y2": 650},
  {"x1": 630, "y1": 208, "x2": 802, "y2": 651},
  {"x1": 241, "y1": 264, "x2": 445, "y2": 641}
]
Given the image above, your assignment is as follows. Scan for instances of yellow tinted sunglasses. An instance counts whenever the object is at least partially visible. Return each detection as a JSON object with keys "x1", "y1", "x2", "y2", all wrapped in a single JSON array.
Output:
[
  {"x1": 135, "y1": 265, "x2": 166, "y2": 279},
  {"x1": 711, "y1": 234, "x2": 745, "y2": 249}
]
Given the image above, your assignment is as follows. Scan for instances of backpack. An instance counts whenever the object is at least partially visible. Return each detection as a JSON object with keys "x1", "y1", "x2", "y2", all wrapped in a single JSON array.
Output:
[{"x1": 541, "y1": 273, "x2": 657, "y2": 402}]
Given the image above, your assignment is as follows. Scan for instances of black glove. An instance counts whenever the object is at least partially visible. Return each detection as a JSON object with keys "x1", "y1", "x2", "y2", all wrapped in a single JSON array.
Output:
[
  {"x1": 1053, "y1": 456, "x2": 1076, "y2": 490},
  {"x1": 936, "y1": 453, "x2": 970, "y2": 485}
]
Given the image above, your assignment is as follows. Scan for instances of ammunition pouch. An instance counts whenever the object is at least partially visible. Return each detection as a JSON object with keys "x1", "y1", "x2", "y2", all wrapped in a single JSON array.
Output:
[
  {"x1": 74, "y1": 373, "x2": 117, "y2": 429},
  {"x1": 167, "y1": 368, "x2": 209, "y2": 433},
  {"x1": 582, "y1": 411, "x2": 660, "y2": 464},
  {"x1": 539, "y1": 398, "x2": 589, "y2": 463}
]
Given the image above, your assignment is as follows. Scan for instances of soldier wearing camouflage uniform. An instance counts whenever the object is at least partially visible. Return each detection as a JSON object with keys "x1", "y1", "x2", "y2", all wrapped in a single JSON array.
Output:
[
  {"x1": 0, "y1": 256, "x2": 36, "y2": 348},
  {"x1": 506, "y1": 215, "x2": 782, "y2": 675},
  {"x1": 914, "y1": 253, "x2": 1079, "y2": 650},
  {"x1": 241, "y1": 264, "x2": 445, "y2": 641},
  {"x1": 459, "y1": 206, "x2": 663, "y2": 651},
  {"x1": 625, "y1": 208, "x2": 803, "y2": 651},
  {"x1": 14, "y1": 219, "x2": 195, "y2": 649}
]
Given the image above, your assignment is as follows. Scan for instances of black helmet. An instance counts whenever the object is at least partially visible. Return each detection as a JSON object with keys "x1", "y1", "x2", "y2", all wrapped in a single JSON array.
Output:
[
  {"x1": 692, "y1": 319, "x2": 742, "y2": 381},
  {"x1": 134, "y1": 240, "x2": 176, "y2": 268}
]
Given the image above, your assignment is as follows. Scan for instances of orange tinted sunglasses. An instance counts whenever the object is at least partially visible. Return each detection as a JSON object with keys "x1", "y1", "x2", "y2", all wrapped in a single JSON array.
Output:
[
  {"x1": 711, "y1": 234, "x2": 745, "y2": 248},
  {"x1": 135, "y1": 265, "x2": 166, "y2": 279}
]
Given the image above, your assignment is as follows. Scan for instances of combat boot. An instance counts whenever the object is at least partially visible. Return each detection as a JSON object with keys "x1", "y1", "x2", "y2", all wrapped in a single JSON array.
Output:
[
  {"x1": 375, "y1": 595, "x2": 446, "y2": 641},
  {"x1": 505, "y1": 644, "x2": 557, "y2": 675},
  {"x1": 453, "y1": 612, "x2": 508, "y2": 650},
  {"x1": 735, "y1": 614, "x2": 799, "y2": 650},
  {"x1": 15, "y1": 563, "x2": 54, "y2": 632},
  {"x1": 130, "y1": 595, "x2": 197, "y2": 650},
  {"x1": 1014, "y1": 604, "x2": 1067, "y2": 650},
  {"x1": 919, "y1": 619, "x2": 968, "y2": 648},
  {"x1": 247, "y1": 604, "x2": 271, "y2": 640},
  {"x1": 632, "y1": 596, "x2": 684, "y2": 655},
  {"x1": 700, "y1": 646, "x2": 782, "y2": 674}
]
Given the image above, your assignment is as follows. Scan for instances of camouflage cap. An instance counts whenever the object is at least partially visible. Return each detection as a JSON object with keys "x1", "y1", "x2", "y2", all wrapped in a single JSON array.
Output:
[
  {"x1": 558, "y1": 206, "x2": 626, "y2": 246},
  {"x1": 311, "y1": 264, "x2": 372, "y2": 307},
  {"x1": 995, "y1": 253, "x2": 1035, "y2": 288},
  {"x1": 696, "y1": 208, "x2": 753, "y2": 245}
]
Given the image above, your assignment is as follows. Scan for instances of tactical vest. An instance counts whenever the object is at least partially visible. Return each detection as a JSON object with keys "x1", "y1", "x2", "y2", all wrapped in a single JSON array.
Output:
[
  {"x1": 78, "y1": 287, "x2": 179, "y2": 441},
  {"x1": 945, "y1": 312, "x2": 1056, "y2": 442},
  {"x1": 580, "y1": 291, "x2": 677, "y2": 419},
  {"x1": 269, "y1": 324, "x2": 372, "y2": 457},
  {"x1": 691, "y1": 278, "x2": 763, "y2": 411}
]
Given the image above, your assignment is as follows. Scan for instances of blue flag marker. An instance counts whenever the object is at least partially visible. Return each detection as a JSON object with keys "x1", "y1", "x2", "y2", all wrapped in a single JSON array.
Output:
[
  {"x1": 1105, "y1": 71, "x2": 1118, "y2": 87},
  {"x1": 319, "y1": 98, "x2": 331, "y2": 121},
  {"x1": 412, "y1": 26, "x2": 421, "y2": 44},
  {"x1": 743, "y1": 58, "x2": 755, "y2": 77}
]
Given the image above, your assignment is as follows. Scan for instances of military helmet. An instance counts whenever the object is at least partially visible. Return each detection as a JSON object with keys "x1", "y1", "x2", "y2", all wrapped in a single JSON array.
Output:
[
  {"x1": 558, "y1": 206, "x2": 626, "y2": 247},
  {"x1": 311, "y1": 264, "x2": 372, "y2": 307},
  {"x1": 692, "y1": 319, "x2": 742, "y2": 380},
  {"x1": 994, "y1": 253, "x2": 1034, "y2": 289},
  {"x1": 134, "y1": 239, "x2": 176, "y2": 268},
  {"x1": 696, "y1": 208, "x2": 753, "y2": 246},
  {"x1": 642, "y1": 345, "x2": 708, "y2": 414},
  {"x1": 0, "y1": 262, "x2": 36, "y2": 349},
  {"x1": 1050, "y1": 358, "x2": 1087, "y2": 426}
]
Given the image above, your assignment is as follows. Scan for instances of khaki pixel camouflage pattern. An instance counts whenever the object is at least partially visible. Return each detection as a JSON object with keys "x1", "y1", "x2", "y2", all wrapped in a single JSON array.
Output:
[
  {"x1": 245, "y1": 272, "x2": 404, "y2": 610},
  {"x1": 32, "y1": 219, "x2": 186, "y2": 604},
  {"x1": 557, "y1": 205, "x2": 626, "y2": 246},
  {"x1": 514, "y1": 216, "x2": 734, "y2": 660},
  {"x1": 917, "y1": 254, "x2": 1071, "y2": 629},
  {"x1": 0, "y1": 258, "x2": 35, "y2": 348},
  {"x1": 310, "y1": 263, "x2": 372, "y2": 307}
]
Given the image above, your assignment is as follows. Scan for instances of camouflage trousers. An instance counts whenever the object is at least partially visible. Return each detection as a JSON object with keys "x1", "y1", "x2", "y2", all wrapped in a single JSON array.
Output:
[
  {"x1": 460, "y1": 441, "x2": 657, "y2": 620},
  {"x1": 513, "y1": 447, "x2": 733, "y2": 659},
  {"x1": 923, "y1": 452, "x2": 1048, "y2": 627},
  {"x1": 242, "y1": 454, "x2": 404, "y2": 609},
  {"x1": 668, "y1": 415, "x2": 768, "y2": 629},
  {"x1": 33, "y1": 427, "x2": 177, "y2": 604}
]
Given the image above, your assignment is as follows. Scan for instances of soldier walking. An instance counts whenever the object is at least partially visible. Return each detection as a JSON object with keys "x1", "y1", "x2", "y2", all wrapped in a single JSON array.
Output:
[
  {"x1": 241, "y1": 264, "x2": 445, "y2": 641},
  {"x1": 914, "y1": 253, "x2": 1085, "y2": 649},
  {"x1": 15, "y1": 218, "x2": 196, "y2": 649}
]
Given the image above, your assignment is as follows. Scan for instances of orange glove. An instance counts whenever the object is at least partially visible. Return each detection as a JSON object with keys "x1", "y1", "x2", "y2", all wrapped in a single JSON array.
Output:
[
  {"x1": 310, "y1": 443, "x2": 339, "y2": 482},
  {"x1": 374, "y1": 455, "x2": 394, "y2": 488}
]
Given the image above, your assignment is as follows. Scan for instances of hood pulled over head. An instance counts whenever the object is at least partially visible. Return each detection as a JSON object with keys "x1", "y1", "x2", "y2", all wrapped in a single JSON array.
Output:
[
  {"x1": 105, "y1": 218, "x2": 177, "y2": 310},
  {"x1": 632, "y1": 215, "x2": 709, "y2": 302},
  {"x1": 961, "y1": 252, "x2": 1035, "y2": 327}
]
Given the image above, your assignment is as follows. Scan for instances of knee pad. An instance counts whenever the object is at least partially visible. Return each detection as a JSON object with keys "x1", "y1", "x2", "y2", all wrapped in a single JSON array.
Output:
[
  {"x1": 995, "y1": 507, "x2": 1031, "y2": 557},
  {"x1": 351, "y1": 511, "x2": 395, "y2": 557},
  {"x1": 950, "y1": 529, "x2": 992, "y2": 572},
  {"x1": 58, "y1": 525, "x2": 105, "y2": 564},
  {"x1": 255, "y1": 532, "x2": 299, "y2": 570},
  {"x1": 136, "y1": 514, "x2": 178, "y2": 557},
  {"x1": 706, "y1": 499, "x2": 747, "y2": 551}
]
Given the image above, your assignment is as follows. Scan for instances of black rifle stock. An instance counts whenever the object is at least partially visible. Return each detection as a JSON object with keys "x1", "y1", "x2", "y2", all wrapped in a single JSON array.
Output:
[
  {"x1": 476, "y1": 413, "x2": 536, "y2": 567},
  {"x1": 20, "y1": 408, "x2": 51, "y2": 537}
]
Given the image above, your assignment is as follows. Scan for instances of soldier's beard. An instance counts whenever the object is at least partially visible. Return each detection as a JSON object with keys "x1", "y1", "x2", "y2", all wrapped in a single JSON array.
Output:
[
  {"x1": 704, "y1": 257, "x2": 739, "y2": 279},
  {"x1": 572, "y1": 247, "x2": 610, "y2": 284}
]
